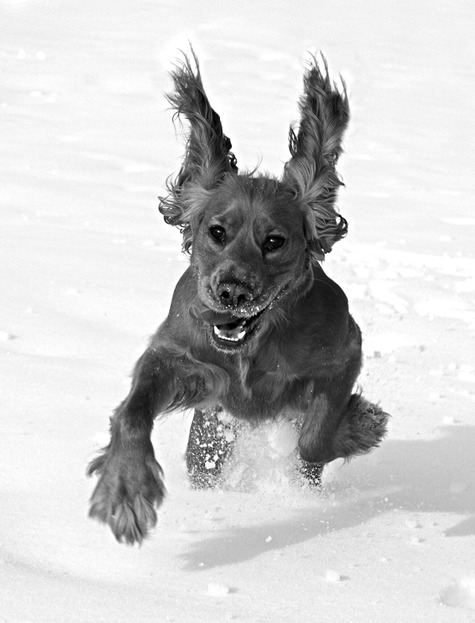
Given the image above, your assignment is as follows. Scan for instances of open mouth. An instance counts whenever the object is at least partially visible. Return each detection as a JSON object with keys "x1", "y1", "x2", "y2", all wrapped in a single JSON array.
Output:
[
  {"x1": 201, "y1": 306, "x2": 269, "y2": 350},
  {"x1": 197, "y1": 282, "x2": 295, "y2": 351},
  {"x1": 213, "y1": 312, "x2": 264, "y2": 346}
]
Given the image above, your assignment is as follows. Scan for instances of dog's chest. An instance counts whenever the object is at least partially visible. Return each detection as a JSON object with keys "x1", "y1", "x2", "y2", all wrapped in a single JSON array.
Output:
[
  {"x1": 215, "y1": 351, "x2": 307, "y2": 421},
  {"x1": 210, "y1": 318, "x2": 361, "y2": 421}
]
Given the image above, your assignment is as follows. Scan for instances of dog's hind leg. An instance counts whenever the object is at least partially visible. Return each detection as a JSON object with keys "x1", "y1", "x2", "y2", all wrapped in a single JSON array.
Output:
[
  {"x1": 186, "y1": 406, "x2": 238, "y2": 488},
  {"x1": 298, "y1": 460, "x2": 324, "y2": 487}
]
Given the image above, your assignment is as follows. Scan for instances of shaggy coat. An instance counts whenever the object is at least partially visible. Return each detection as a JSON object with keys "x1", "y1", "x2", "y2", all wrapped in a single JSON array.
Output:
[{"x1": 88, "y1": 51, "x2": 389, "y2": 545}]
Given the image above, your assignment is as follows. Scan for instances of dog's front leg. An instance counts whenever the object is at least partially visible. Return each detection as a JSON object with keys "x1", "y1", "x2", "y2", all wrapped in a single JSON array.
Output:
[
  {"x1": 298, "y1": 393, "x2": 347, "y2": 466},
  {"x1": 87, "y1": 347, "x2": 175, "y2": 545},
  {"x1": 298, "y1": 392, "x2": 389, "y2": 466}
]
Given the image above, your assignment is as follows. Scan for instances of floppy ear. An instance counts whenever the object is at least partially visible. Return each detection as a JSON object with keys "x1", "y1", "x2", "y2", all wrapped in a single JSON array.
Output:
[
  {"x1": 159, "y1": 49, "x2": 238, "y2": 253},
  {"x1": 283, "y1": 54, "x2": 349, "y2": 260}
]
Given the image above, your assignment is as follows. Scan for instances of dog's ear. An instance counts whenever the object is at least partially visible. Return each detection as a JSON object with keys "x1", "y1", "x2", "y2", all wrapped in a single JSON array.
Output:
[
  {"x1": 159, "y1": 49, "x2": 238, "y2": 253},
  {"x1": 283, "y1": 54, "x2": 349, "y2": 261}
]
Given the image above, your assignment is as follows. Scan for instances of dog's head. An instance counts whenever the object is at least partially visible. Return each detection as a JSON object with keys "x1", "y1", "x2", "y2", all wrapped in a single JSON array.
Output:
[{"x1": 159, "y1": 50, "x2": 349, "y2": 352}]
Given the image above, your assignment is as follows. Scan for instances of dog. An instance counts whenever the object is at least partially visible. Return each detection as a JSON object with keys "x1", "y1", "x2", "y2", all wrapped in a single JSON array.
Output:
[{"x1": 88, "y1": 50, "x2": 389, "y2": 545}]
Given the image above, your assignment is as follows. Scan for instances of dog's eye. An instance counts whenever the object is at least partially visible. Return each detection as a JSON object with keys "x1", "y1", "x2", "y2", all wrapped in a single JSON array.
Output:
[
  {"x1": 263, "y1": 235, "x2": 286, "y2": 252},
  {"x1": 209, "y1": 225, "x2": 226, "y2": 244}
]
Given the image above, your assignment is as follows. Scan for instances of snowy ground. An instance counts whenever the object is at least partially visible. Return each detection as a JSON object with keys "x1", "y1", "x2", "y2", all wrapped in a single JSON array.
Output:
[{"x1": 1, "y1": 0, "x2": 475, "y2": 621}]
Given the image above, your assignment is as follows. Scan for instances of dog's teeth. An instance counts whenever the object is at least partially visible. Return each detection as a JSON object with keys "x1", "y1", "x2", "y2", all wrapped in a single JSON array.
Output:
[{"x1": 213, "y1": 326, "x2": 246, "y2": 342}]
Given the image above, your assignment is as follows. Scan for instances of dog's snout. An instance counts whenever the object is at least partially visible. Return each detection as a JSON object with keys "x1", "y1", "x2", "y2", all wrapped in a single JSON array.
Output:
[{"x1": 217, "y1": 282, "x2": 253, "y2": 307}]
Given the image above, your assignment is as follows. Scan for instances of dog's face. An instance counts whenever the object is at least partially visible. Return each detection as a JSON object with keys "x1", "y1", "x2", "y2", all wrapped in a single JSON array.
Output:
[
  {"x1": 189, "y1": 175, "x2": 309, "y2": 351},
  {"x1": 159, "y1": 51, "x2": 349, "y2": 352}
]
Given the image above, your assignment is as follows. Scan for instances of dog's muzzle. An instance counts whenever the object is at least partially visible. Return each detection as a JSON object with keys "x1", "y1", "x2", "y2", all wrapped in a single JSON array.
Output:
[{"x1": 199, "y1": 300, "x2": 272, "y2": 351}]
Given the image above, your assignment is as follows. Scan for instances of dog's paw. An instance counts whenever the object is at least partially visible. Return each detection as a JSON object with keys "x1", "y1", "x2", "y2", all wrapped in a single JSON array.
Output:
[
  {"x1": 87, "y1": 448, "x2": 165, "y2": 545},
  {"x1": 334, "y1": 394, "x2": 390, "y2": 460}
]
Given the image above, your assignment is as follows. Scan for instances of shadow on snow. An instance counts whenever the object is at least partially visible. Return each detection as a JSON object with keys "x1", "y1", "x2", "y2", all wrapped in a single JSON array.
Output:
[{"x1": 180, "y1": 425, "x2": 475, "y2": 570}]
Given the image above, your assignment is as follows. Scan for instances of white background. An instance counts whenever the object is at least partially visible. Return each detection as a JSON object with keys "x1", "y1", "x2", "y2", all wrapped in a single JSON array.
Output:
[{"x1": 1, "y1": 0, "x2": 474, "y2": 621}]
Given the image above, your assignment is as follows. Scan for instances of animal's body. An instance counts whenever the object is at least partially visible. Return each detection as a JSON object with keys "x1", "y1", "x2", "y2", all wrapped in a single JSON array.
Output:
[{"x1": 88, "y1": 51, "x2": 389, "y2": 545}]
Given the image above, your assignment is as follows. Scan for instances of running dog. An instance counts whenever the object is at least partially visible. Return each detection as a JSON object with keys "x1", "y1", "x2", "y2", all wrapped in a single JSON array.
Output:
[{"x1": 88, "y1": 50, "x2": 389, "y2": 544}]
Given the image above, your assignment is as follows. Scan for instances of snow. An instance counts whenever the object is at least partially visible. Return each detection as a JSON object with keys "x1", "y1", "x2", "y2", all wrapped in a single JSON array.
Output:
[
  {"x1": 207, "y1": 582, "x2": 231, "y2": 597},
  {"x1": 1, "y1": 0, "x2": 474, "y2": 621}
]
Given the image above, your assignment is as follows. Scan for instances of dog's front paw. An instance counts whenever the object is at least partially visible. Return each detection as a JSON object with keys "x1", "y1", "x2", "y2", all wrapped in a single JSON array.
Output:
[
  {"x1": 334, "y1": 394, "x2": 390, "y2": 460},
  {"x1": 87, "y1": 447, "x2": 165, "y2": 545}
]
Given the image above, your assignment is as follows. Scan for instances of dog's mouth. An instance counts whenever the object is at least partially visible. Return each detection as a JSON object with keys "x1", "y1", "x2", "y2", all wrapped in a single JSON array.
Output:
[
  {"x1": 199, "y1": 304, "x2": 271, "y2": 351},
  {"x1": 212, "y1": 308, "x2": 267, "y2": 347}
]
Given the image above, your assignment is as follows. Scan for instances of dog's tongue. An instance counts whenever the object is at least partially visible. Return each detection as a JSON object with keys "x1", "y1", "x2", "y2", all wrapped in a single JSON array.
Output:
[{"x1": 200, "y1": 308, "x2": 240, "y2": 326}]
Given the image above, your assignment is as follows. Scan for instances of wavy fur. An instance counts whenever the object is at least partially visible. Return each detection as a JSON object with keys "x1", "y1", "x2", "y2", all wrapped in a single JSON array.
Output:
[
  {"x1": 159, "y1": 51, "x2": 348, "y2": 261},
  {"x1": 159, "y1": 49, "x2": 237, "y2": 253},
  {"x1": 283, "y1": 54, "x2": 349, "y2": 260}
]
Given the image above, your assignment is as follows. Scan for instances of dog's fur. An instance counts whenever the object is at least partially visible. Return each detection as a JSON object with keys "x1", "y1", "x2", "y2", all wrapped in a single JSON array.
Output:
[{"x1": 88, "y1": 50, "x2": 389, "y2": 545}]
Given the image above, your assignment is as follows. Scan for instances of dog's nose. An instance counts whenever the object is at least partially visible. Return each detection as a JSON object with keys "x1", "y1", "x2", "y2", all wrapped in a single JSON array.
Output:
[{"x1": 216, "y1": 282, "x2": 252, "y2": 307}]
